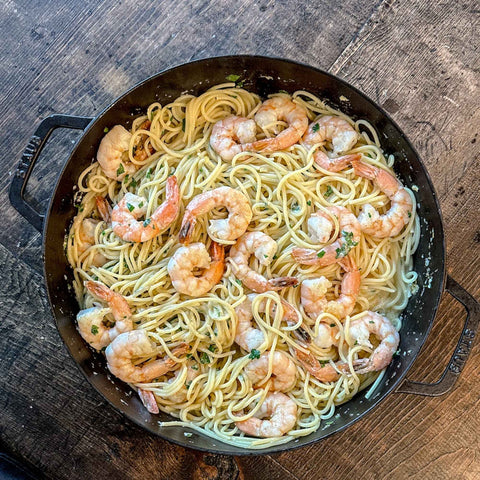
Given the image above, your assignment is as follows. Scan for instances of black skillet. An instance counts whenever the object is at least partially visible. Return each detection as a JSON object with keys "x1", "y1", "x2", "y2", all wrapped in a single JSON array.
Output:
[{"x1": 9, "y1": 56, "x2": 480, "y2": 455}]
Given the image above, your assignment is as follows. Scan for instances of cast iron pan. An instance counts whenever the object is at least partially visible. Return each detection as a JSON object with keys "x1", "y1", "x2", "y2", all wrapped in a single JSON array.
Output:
[{"x1": 9, "y1": 56, "x2": 480, "y2": 455}]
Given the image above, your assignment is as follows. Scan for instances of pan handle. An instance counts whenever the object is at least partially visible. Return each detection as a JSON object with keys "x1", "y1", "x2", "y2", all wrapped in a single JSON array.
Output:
[
  {"x1": 396, "y1": 275, "x2": 480, "y2": 396},
  {"x1": 9, "y1": 114, "x2": 93, "y2": 232}
]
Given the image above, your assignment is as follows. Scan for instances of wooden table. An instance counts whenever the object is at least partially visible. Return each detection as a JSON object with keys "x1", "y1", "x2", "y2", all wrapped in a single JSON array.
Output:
[{"x1": 1, "y1": 0, "x2": 479, "y2": 478}]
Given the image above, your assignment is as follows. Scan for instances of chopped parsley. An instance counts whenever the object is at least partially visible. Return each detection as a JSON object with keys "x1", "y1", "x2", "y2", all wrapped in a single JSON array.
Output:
[
  {"x1": 185, "y1": 381, "x2": 192, "y2": 388},
  {"x1": 368, "y1": 212, "x2": 372, "y2": 218},
  {"x1": 408, "y1": 211, "x2": 412, "y2": 218},
  {"x1": 306, "y1": 200, "x2": 312, "y2": 206},
  {"x1": 226, "y1": 74, "x2": 240, "y2": 82},
  {"x1": 75, "y1": 204, "x2": 84, "y2": 212},
  {"x1": 291, "y1": 202, "x2": 300, "y2": 212},
  {"x1": 191, "y1": 364, "x2": 199, "y2": 370},
  {"x1": 103, "y1": 127, "x2": 109, "y2": 133},
  {"x1": 143, "y1": 218, "x2": 151, "y2": 227},
  {"x1": 126, "y1": 203, "x2": 135, "y2": 212},
  {"x1": 186, "y1": 353, "x2": 193, "y2": 359},
  {"x1": 200, "y1": 352, "x2": 210, "y2": 364},
  {"x1": 146, "y1": 168, "x2": 152, "y2": 179},
  {"x1": 249, "y1": 349, "x2": 261, "y2": 359},
  {"x1": 138, "y1": 201, "x2": 144, "y2": 208},
  {"x1": 264, "y1": 254, "x2": 269, "y2": 258},
  {"x1": 335, "y1": 231, "x2": 359, "y2": 258},
  {"x1": 312, "y1": 123, "x2": 319, "y2": 133},
  {"x1": 91, "y1": 325, "x2": 99, "y2": 335},
  {"x1": 116, "y1": 163, "x2": 125, "y2": 176},
  {"x1": 354, "y1": 340, "x2": 358, "y2": 345},
  {"x1": 317, "y1": 250, "x2": 326, "y2": 258},
  {"x1": 330, "y1": 323, "x2": 336, "y2": 327},
  {"x1": 129, "y1": 178, "x2": 138, "y2": 189},
  {"x1": 369, "y1": 320, "x2": 374, "y2": 324},
  {"x1": 235, "y1": 279, "x2": 242, "y2": 286},
  {"x1": 273, "y1": 255, "x2": 278, "y2": 260},
  {"x1": 324, "y1": 185, "x2": 333, "y2": 198},
  {"x1": 208, "y1": 344, "x2": 217, "y2": 353},
  {"x1": 100, "y1": 346, "x2": 107, "y2": 352},
  {"x1": 149, "y1": 107, "x2": 158, "y2": 121}
]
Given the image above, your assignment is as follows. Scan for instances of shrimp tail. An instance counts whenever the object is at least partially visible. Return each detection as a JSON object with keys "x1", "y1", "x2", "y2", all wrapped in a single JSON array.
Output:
[
  {"x1": 267, "y1": 277, "x2": 298, "y2": 290},
  {"x1": 314, "y1": 152, "x2": 361, "y2": 172},
  {"x1": 178, "y1": 215, "x2": 195, "y2": 244},
  {"x1": 85, "y1": 280, "x2": 112, "y2": 302},
  {"x1": 138, "y1": 388, "x2": 159, "y2": 414},
  {"x1": 351, "y1": 159, "x2": 376, "y2": 179},
  {"x1": 96, "y1": 196, "x2": 112, "y2": 223},
  {"x1": 152, "y1": 175, "x2": 180, "y2": 228}
]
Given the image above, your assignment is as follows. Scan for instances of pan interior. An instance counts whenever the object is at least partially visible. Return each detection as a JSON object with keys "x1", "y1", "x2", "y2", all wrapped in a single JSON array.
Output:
[{"x1": 43, "y1": 56, "x2": 445, "y2": 455}]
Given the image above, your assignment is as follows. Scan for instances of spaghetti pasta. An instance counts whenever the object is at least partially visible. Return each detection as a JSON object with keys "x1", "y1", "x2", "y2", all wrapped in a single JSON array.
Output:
[{"x1": 66, "y1": 83, "x2": 418, "y2": 449}]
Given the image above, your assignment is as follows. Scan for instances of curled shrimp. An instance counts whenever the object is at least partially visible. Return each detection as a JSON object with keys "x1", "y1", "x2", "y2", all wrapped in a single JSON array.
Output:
[
  {"x1": 235, "y1": 294, "x2": 301, "y2": 351},
  {"x1": 210, "y1": 116, "x2": 257, "y2": 161},
  {"x1": 111, "y1": 175, "x2": 180, "y2": 243},
  {"x1": 244, "y1": 351, "x2": 297, "y2": 392},
  {"x1": 352, "y1": 159, "x2": 413, "y2": 238},
  {"x1": 235, "y1": 391, "x2": 297, "y2": 438},
  {"x1": 246, "y1": 97, "x2": 308, "y2": 153},
  {"x1": 292, "y1": 206, "x2": 361, "y2": 266},
  {"x1": 77, "y1": 218, "x2": 108, "y2": 267},
  {"x1": 295, "y1": 348, "x2": 363, "y2": 382},
  {"x1": 167, "y1": 242, "x2": 225, "y2": 296},
  {"x1": 348, "y1": 311, "x2": 400, "y2": 374},
  {"x1": 301, "y1": 256, "x2": 360, "y2": 320},
  {"x1": 137, "y1": 388, "x2": 159, "y2": 414},
  {"x1": 105, "y1": 329, "x2": 189, "y2": 383},
  {"x1": 230, "y1": 232, "x2": 298, "y2": 293},
  {"x1": 179, "y1": 187, "x2": 252, "y2": 244},
  {"x1": 302, "y1": 116, "x2": 358, "y2": 155},
  {"x1": 97, "y1": 125, "x2": 136, "y2": 181},
  {"x1": 76, "y1": 281, "x2": 133, "y2": 351},
  {"x1": 313, "y1": 151, "x2": 361, "y2": 173}
]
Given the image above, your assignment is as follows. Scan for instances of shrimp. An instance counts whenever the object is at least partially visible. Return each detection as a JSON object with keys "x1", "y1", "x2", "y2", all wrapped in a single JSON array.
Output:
[
  {"x1": 246, "y1": 97, "x2": 308, "y2": 153},
  {"x1": 137, "y1": 388, "x2": 159, "y2": 414},
  {"x1": 348, "y1": 311, "x2": 400, "y2": 374},
  {"x1": 76, "y1": 281, "x2": 133, "y2": 351},
  {"x1": 165, "y1": 365, "x2": 200, "y2": 403},
  {"x1": 167, "y1": 242, "x2": 225, "y2": 296},
  {"x1": 179, "y1": 187, "x2": 252, "y2": 244},
  {"x1": 312, "y1": 151, "x2": 362, "y2": 173},
  {"x1": 133, "y1": 119, "x2": 154, "y2": 162},
  {"x1": 301, "y1": 256, "x2": 360, "y2": 320},
  {"x1": 244, "y1": 351, "x2": 297, "y2": 392},
  {"x1": 235, "y1": 294, "x2": 301, "y2": 351},
  {"x1": 105, "y1": 329, "x2": 189, "y2": 383},
  {"x1": 97, "y1": 125, "x2": 136, "y2": 181},
  {"x1": 111, "y1": 175, "x2": 180, "y2": 243},
  {"x1": 230, "y1": 232, "x2": 298, "y2": 293},
  {"x1": 292, "y1": 206, "x2": 361, "y2": 266},
  {"x1": 235, "y1": 392, "x2": 297, "y2": 437},
  {"x1": 210, "y1": 116, "x2": 257, "y2": 161},
  {"x1": 77, "y1": 218, "x2": 108, "y2": 267},
  {"x1": 352, "y1": 159, "x2": 413, "y2": 238},
  {"x1": 302, "y1": 116, "x2": 358, "y2": 155}
]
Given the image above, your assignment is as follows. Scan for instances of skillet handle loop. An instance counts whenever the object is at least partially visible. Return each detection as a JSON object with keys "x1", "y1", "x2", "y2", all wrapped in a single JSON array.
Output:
[
  {"x1": 9, "y1": 114, "x2": 93, "y2": 232},
  {"x1": 396, "y1": 275, "x2": 480, "y2": 396}
]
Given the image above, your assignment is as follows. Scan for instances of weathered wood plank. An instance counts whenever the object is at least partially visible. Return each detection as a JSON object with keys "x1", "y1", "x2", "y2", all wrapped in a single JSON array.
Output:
[{"x1": 0, "y1": 0, "x2": 380, "y2": 274}]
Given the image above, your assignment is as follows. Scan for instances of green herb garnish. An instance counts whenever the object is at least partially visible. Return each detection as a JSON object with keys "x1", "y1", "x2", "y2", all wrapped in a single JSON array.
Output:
[
  {"x1": 116, "y1": 163, "x2": 125, "y2": 176},
  {"x1": 146, "y1": 168, "x2": 152, "y2": 179},
  {"x1": 103, "y1": 127, "x2": 109, "y2": 133},
  {"x1": 226, "y1": 74, "x2": 240, "y2": 82},
  {"x1": 249, "y1": 349, "x2": 261, "y2": 359},
  {"x1": 324, "y1": 185, "x2": 333, "y2": 198},
  {"x1": 330, "y1": 323, "x2": 336, "y2": 327},
  {"x1": 235, "y1": 279, "x2": 242, "y2": 286},
  {"x1": 200, "y1": 352, "x2": 210, "y2": 364},
  {"x1": 138, "y1": 201, "x2": 144, "y2": 208},
  {"x1": 208, "y1": 345, "x2": 216, "y2": 353},
  {"x1": 191, "y1": 364, "x2": 199, "y2": 370},
  {"x1": 408, "y1": 211, "x2": 412, "y2": 218},
  {"x1": 126, "y1": 203, "x2": 134, "y2": 212},
  {"x1": 307, "y1": 200, "x2": 312, "y2": 206},
  {"x1": 143, "y1": 218, "x2": 151, "y2": 227},
  {"x1": 91, "y1": 325, "x2": 99, "y2": 335},
  {"x1": 129, "y1": 178, "x2": 138, "y2": 189},
  {"x1": 317, "y1": 250, "x2": 326, "y2": 258},
  {"x1": 312, "y1": 123, "x2": 319, "y2": 133},
  {"x1": 335, "y1": 231, "x2": 359, "y2": 258}
]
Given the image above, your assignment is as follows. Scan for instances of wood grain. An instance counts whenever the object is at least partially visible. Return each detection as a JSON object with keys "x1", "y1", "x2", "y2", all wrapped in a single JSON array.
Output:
[{"x1": 1, "y1": 0, "x2": 479, "y2": 478}]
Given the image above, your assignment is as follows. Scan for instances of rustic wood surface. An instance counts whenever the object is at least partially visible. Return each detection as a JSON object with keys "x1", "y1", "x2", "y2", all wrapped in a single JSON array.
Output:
[{"x1": 1, "y1": 0, "x2": 479, "y2": 479}]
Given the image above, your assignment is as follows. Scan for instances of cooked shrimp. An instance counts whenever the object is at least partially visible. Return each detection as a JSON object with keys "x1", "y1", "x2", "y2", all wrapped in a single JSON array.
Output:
[
  {"x1": 301, "y1": 256, "x2": 360, "y2": 320},
  {"x1": 352, "y1": 159, "x2": 413, "y2": 238},
  {"x1": 165, "y1": 365, "x2": 200, "y2": 403},
  {"x1": 295, "y1": 349, "x2": 364, "y2": 382},
  {"x1": 210, "y1": 116, "x2": 257, "y2": 161},
  {"x1": 77, "y1": 218, "x2": 108, "y2": 267},
  {"x1": 246, "y1": 97, "x2": 308, "y2": 153},
  {"x1": 230, "y1": 232, "x2": 298, "y2": 293},
  {"x1": 307, "y1": 211, "x2": 334, "y2": 244},
  {"x1": 111, "y1": 175, "x2": 180, "y2": 243},
  {"x1": 105, "y1": 329, "x2": 189, "y2": 383},
  {"x1": 235, "y1": 392, "x2": 297, "y2": 438},
  {"x1": 292, "y1": 206, "x2": 360, "y2": 266},
  {"x1": 137, "y1": 388, "x2": 159, "y2": 414},
  {"x1": 97, "y1": 125, "x2": 136, "y2": 181},
  {"x1": 76, "y1": 281, "x2": 133, "y2": 351},
  {"x1": 348, "y1": 311, "x2": 399, "y2": 374},
  {"x1": 96, "y1": 196, "x2": 111, "y2": 223},
  {"x1": 302, "y1": 116, "x2": 358, "y2": 155},
  {"x1": 312, "y1": 151, "x2": 361, "y2": 173},
  {"x1": 167, "y1": 242, "x2": 225, "y2": 296},
  {"x1": 179, "y1": 187, "x2": 252, "y2": 244},
  {"x1": 235, "y1": 294, "x2": 301, "y2": 351},
  {"x1": 244, "y1": 351, "x2": 297, "y2": 392}
]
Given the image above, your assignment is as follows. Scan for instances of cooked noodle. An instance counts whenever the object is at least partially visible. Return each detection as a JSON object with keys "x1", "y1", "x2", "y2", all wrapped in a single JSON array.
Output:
[{"x1": 66, "y1": 83, "x2": 419, "y2": 449}]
